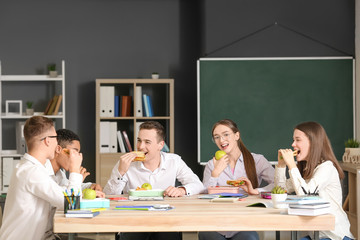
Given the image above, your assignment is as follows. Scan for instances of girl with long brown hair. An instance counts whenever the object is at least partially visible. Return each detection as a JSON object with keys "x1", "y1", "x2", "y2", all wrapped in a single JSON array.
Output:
[
  {"x1": 200, "y1": 119, "x2": 274, "y2": 240},
  {"x1": 277, "y1": 121, "x2": 353, "y2": 240}
]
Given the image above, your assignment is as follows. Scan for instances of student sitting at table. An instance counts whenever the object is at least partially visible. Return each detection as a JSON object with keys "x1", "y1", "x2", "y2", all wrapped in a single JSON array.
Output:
[
  {"x1": 277, "y1": 121, "x2": 354, "y2": 240},
  {"x1": 200, "y1": 119, "x2": 275, "y2": 240},
  {"x1": 44, "y1": 128, "x2": 105, "y2": 240},
  {"x1": 104, "y1": 121, "x2": 204, "y2": 240},
  {"x1": 0, "y1": 116, "x2": 83, "y2": 240},
  {"x1": 46, "y1": 129, "x2": 104, "y2": 194}
]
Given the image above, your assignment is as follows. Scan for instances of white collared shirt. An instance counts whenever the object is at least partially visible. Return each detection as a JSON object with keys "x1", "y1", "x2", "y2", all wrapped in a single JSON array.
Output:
[
  {"x1": 104, "y1": 152, "x2": 205, "y2": 195},
  {"x1": 0, "y1": 154, "x2": 82, "y2": 240},
  {"x1": 43, "y1": 160, "x2": 90, "y2": 240},
  {"x1": 275, "y1": 161, "x2": 354, "y2": 240}
]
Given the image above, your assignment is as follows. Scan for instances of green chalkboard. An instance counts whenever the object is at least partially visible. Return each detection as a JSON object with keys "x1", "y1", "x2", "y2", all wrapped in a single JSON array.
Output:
[{"x1": 197, "y1": 58, "x2": 353, "y2": 164}]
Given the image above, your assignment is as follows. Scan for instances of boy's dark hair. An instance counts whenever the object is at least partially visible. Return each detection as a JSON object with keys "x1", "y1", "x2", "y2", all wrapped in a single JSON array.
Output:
[
  {"x1": 139, "y1": 121, "x2": 165, "y2": 142},
  {"x1": 56, "y1": 129, "x2": 80, "y2": 148}
]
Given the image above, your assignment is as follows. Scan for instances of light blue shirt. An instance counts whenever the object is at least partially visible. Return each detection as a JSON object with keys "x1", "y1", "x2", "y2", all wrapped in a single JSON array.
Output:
[{"x1": 203, "y1": 152, "x2": 275, "y2": 193}]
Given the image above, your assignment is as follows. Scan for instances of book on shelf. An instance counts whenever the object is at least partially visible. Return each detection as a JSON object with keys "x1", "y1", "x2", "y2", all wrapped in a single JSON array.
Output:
[
  {"x1": 45, "y1": 95, "x2": 58, "y2": 115},
  {"x1": 147, "y1": 95, "x2": 153, "y2": 117},
  {"x1": 135, "y1": 86, "x2": 143, "y2": 117},
  {"x1": 43, "y1": 97, "x2": 53, "y2": 115},
  {"x1": 143, "y1": 94, "x2": 149, "y2": 117},
  {"x1": 100, "y1": 86, "x2": 115, "y2": 117},
  {"x1": 114, "y1": 95, "x2": 120, "y2": 117},
  {"x1": 288, "y1": 203, "x2": 331, "y2": 216},
  {"x1": 122, "y1": 130, "x2": 133, "y2": 152},
  {"x1": 121, "y1": 96, "x2": 132, "y2": 117},
  {"x1": 109, "y1": 122, "x2": 118, "y2": 153},
  {"x1": 52, "y1": 94, "x2": 62, "y2": 115},
  {"x1": 117, "y1": 130, "x2": 126, "y2": 153},
  {"x1": 100, "y1": 121, "x2": 117, "y2": 153},
  {"x1": 100, "y1": 121, "x2": 110, "y2": 153}
]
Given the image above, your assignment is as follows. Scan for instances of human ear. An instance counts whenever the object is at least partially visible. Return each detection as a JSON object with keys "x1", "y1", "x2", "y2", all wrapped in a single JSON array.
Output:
[
  {"x1": 158, "y1": 140, "x2": 165, "y2": 151},
  {"x1": 55, "y1": 145, "x2": 62, "y2": 154},
  {"x1": 235, "y1": 132, "x2": 240, "y2": 141}
]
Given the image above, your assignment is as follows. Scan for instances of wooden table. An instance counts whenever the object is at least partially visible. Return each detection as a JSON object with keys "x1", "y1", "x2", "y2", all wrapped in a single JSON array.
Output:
[{"x1": 54, "y1": 195, "x2": 335, "y2": 240}]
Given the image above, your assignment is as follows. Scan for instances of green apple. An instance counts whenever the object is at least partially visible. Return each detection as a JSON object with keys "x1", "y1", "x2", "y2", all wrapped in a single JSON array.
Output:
[
  {"x1": 215, "y1": 150, "x2": 226, "y2": 160},
  {"x1": 82, "y1": 188, "x2": 96, "y2": 200},
  {"x1": 141, "y1": 183, "x2": 152, "y2": 190}
]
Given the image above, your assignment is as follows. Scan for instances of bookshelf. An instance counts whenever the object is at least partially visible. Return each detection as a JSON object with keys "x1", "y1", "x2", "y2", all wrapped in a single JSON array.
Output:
[
  {"x1": 95, "y1": 79, "x2": 174, "y2": 187},
  {"x1": 0, "y1": 60, "x2": 66, "y2": 193},
  {"x1": 340, "y1": 162, "x2": 360, "y2": 239}
]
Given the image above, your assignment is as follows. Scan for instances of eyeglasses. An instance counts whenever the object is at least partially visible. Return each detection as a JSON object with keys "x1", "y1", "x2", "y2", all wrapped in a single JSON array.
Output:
[
  {"x1": 40, "y1": 135, "x2": 58, "y2": 141},
  {"x1": 212, "y1": 133, "x2": 233, "y2": 143}
]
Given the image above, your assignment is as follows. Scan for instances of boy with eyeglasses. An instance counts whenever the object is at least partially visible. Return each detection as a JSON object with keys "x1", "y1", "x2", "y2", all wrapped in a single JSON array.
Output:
[{"x1": 0, "y1": 116, "x2": 83, "y2": 240}]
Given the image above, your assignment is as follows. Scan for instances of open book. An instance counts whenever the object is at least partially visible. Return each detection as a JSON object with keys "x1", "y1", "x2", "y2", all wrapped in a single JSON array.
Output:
[{"x1": 246, "y1": 201, "x2": 273, "y2": 208}]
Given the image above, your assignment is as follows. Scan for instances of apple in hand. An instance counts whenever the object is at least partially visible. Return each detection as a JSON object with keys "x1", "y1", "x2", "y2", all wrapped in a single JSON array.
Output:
[
  {"x1": 82, "y1": 188, "x2": 96, "y2": 200},
  {"x1": 215, "y1": 150, "x2": 226, "y2": 160},
  {"x1": 141, "y1": 183, "x2": 152, "y2": 190}
]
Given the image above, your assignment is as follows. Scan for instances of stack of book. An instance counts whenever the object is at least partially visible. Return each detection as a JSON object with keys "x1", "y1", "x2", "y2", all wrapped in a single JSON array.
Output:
[
  {"x1": 288, "y1": 202, "x2": 331, "y2": 216},
  {"x1": 117, "y1": 130, "x2": 132, "y2": 153},
  {"x1": 44, "y1": 94, "x2": 62, "y2": 115},
  {"x1": 284, "y1": 196, "x2": 331, "y2": 216}
]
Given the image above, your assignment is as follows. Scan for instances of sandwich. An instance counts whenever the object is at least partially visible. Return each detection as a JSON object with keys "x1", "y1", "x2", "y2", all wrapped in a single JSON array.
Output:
[
  {"x1": 279, "y1": 150, "x2": 299, "y2": 159},
  {"x1": 62, "y1": 148, "x2": 70, "y2": 155},
  {"x1": 132, "y1": 151, "x2": 145, "y2": 161},
  {"x1": 226, "y1": 180, "x2": 245, "y2": 187}
]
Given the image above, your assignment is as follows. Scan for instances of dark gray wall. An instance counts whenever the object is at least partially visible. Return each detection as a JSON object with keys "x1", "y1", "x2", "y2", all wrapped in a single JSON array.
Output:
[
  {"x1": 203, "y1": 0, "x2": 354, "y2": 57},
  {"x1": 0, "y1": 0, "x2": 354, "y2": 183}
]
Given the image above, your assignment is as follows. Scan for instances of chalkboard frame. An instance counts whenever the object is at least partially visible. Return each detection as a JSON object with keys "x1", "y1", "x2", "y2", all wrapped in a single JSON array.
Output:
[{"x1": 197, "y1": 57, "x2": 354, "y2": 165}]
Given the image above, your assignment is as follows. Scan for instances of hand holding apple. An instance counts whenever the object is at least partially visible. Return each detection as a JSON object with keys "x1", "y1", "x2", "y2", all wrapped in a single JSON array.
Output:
[
  {"x1": 215, "y1": 150, "x2": 226, "y2": 160},
  {"x1": 212, "y1": 151, "x2": 229, "y2": 178}
]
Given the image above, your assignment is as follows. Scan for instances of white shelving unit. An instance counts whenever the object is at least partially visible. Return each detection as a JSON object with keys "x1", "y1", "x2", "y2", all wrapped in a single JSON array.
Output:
[{"x1": 0, "y1": 60, "x2": 66, "y2": 193}]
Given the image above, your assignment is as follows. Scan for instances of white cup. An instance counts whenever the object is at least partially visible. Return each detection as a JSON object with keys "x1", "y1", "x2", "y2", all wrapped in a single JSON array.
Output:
[{"x1": 271, "y1": 193, "x2": 288, "y2": 209}]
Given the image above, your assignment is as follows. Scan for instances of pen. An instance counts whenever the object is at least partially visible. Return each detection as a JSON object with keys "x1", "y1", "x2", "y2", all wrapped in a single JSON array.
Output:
[
  {"x1": 115, "y1": 207, "x2": 151, "y2": 211},
  {"x1": 313, "y1": 186, "x2": 319, "y2": 195},
  {"x1": 63, "y1": 191, "x2": 71, "y2": 206},
  {"x1": 116, "y1": 205, "x2": 153, "y2": 208},
  {"x1": 91, "y1": 208, "x2": 107, "y2": 212}
]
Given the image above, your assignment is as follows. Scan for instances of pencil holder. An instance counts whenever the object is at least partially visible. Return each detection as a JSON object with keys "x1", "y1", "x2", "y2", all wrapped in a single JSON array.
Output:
[{"x1": 64, "y1": 195, "x2": 80, "y2": 213}]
